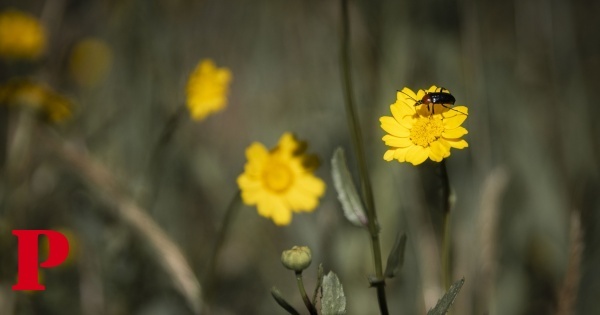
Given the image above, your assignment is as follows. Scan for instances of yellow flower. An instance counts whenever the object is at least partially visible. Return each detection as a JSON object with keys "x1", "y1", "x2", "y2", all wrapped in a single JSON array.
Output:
[
  {"x1": 185, "y1": 59, "x2": 232, "y2": 121},
  {"x1": 0, "y1": 9, "x2": 45, "y2": 60},
  {"x1": 237, "y1": 133, "x2": 326, "y2": 226},
  {"x1": 0, "y1": 79, "x2": 73, "y2": 123},
  {"x1": 380, "y1": 86, "x2": 468, "y2": 165},
  {"x1": 69, "y1": 38, "x2": 113, "y2": 88}
]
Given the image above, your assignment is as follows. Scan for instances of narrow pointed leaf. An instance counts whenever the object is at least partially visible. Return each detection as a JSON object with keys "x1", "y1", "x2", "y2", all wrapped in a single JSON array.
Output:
[
  {"x1": 427, "y1": 278, "x2": 465, "y2": 315},
  {"x1": 321, "y1": 272, "x2": 347, "y2": 315},
  {"x1": 331, "y1": 148, "x2": 368, "y2": 227},
  {"x1": 384, "y1": 233, "x2": 407, "y2": 278},
  {"x1": 271, "y1": 287, "x2": 301, "y2": 315}
]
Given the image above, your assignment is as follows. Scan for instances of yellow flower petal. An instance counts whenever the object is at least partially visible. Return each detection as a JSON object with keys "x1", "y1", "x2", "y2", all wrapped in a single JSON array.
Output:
[
  {"x1": 443, "y1": 113, "x2": 468, "y2": 129},
  {"x1": 383, "y1": 150, "x2": 395, "y2": 161},
  {"x1": 237, "y1": 174, "x2": 257, "y2": 191},
  {"x1": 380, "y1": 116, "x2": 410, "y2": 137},
  {"x1": 272, "y1": 208, "x2": 292, "y2": 226},
  {"x1": 268, "y1": 196, "x2": 292, "y2": 226},
  {"x1": 405, "y1": 145, "x2": 429, "y2": 165},
  {"x1": 286, "y1": 187, "x2": 318, "y2": 212},
  {"x1": 393, "y1": 147, "x2": 411, "y2": 162},
  {"x1": 246, "y1": 142, "x2": 268, "y2": 160},
  {"x1": 445, "y1": 139, "x2": 469, "y2": 149},
  {"x1": 429, "y1": 141, "x2": 449, "y2": 161},
  {"x1": 398, "y1": 115, "x2": 413, "y2": 129},
  {"x1": 392, "y1": 101, "x2": 415, "y2": 118},
  {"x1": 383, "y1": 135, "x2": 413, "y2": 148},
  {"x1": 443, "y1": 106, "x2": 468, "y2": 118},
  {"x1": 295, "y1": 175, "x2": 326, "y2": 196},
  {"x1": 428, "y1": 149, "x2": 443, "y2": 162},
  {"x1": 442, "y1": 126, "x2": 468, "y2": 138},
  {"x1": 240, "y1": 187, "x2": 264, "y2": 204},
  {"x1": 397, "y1": 87, "x2": 418, "y2": 104},
  {"x1": 256, "y1": 197, "x2": 274, "y2": 217}
]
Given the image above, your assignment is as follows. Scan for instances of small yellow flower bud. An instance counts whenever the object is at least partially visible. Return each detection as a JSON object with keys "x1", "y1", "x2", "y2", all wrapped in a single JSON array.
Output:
[{"x1": 281, "y1": 246, "x2": 312, "y2": 272}]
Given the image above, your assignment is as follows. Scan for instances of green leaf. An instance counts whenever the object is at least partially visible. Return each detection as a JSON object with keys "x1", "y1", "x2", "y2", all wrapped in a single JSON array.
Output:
[
  {"x1": 321, "y1": 271, "x2": 347, "y2": 315},
  {"x1": 384, "y1": 233, "x2": 407, "y2": 278},
  {"x1": 331, "y1": 148, "x2": 368, "y2": 227},
  {"x1": 271, "y1": 287, "x2": 301, "y2": 315},
  {"x1": 427, "y1": 278, "x2": 465, "y2": 315}
]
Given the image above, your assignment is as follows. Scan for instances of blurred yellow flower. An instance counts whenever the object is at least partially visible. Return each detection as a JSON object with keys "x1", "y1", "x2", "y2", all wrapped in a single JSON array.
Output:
[
  {"x1": 185, "y1": 59, "x2": 232, "y2": 121},
  {"x1": 380, "y1": 86, "x2": 468, "y2": 165},
  {"x1": 0, "y1": 9, "x2": 45, "y2": 60},
  {"x1": 69, "y1": 38, "x2": 113, "y2": 88},
  {"x1": 237, "y1": 133, "x2": 325, "y2": 226},
  {"x1": 0, "y1": 79, "x2": 73, "y2": 123}
]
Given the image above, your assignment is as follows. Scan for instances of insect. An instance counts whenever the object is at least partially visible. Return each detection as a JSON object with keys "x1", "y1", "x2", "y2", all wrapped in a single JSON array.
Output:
[{"x1": 399, "y1": 87, "x2": 467, "y2": 116}]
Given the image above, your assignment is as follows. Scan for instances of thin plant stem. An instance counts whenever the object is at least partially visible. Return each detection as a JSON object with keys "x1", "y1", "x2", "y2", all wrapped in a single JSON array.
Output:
[
  {"x1": 144, "y1": 106, "x2": 187, "y2": 212},
  {"x1": 203, "y1": 190, "x2": 242, "y2": 306},
  {"x1": 339, "y1": 0, "x2": 388, "y2": 314},
  {"x1": 440, "y1": 160, "x2": 452, "y2": 290},
  {"x1": 272, "y1": 287, "x2": 302, "y2": 315},
  {"x1": 295, "y1": 271, "x2": 318, "y2": 315}
]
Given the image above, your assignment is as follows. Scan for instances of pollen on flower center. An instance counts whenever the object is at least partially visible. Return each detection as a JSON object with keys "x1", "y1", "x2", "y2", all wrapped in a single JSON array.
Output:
[
  {"x1": 263, "y1": 160, "x2": 294, "y2": 192},
  {"x1": 410, "y1": 116, "x2": 444, "y2": 147}
]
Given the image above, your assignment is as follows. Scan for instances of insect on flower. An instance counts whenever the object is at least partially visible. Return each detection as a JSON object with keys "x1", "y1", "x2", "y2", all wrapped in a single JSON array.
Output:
[
  {"x1": 380, "y1": 86, "x2": 469, "y2": 165},
  {"x1": 399, "y1": 87, "x2": 467, "y2": 116}
]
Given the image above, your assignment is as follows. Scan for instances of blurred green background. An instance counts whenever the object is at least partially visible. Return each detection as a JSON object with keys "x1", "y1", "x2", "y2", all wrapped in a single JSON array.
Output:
[{"x1": 1, "y1": 0, "x2": 599, "y2": 314}]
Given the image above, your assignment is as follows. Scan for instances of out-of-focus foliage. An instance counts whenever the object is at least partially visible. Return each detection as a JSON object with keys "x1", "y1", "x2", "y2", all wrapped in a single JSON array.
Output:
[
  {"x1": 0, "y1": 0, "x2": 598, "y2": 314},
  {"x1": 0, "y1": 79, "x2": 72, "y2": 122}
]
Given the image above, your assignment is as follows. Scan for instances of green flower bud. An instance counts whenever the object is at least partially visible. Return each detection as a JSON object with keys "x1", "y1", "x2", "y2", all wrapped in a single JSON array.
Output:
[{"x1": 281, "y1": 246, "x2": 312, "y2": 272}]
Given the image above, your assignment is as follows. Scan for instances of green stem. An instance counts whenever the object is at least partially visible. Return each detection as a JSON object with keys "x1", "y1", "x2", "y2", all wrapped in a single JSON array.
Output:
[
  {"x1": 203, "y1": 190, "x2": 242, "y2": 305},
  {"x1": 145, "y1": 106, "x2": 187, "y2": 212},
  {"x1": 339, "y1": 0, "x2": 388, "y2": 314},
  {"x1": 440, "y1": 160, "x2": 452, "y2": 290},
  {"x1": 295, "y1": 271, "x2": 318, "y2": 315},
  {"x1": 271, "y1": 287, "x2": 301, "y2": 315}
]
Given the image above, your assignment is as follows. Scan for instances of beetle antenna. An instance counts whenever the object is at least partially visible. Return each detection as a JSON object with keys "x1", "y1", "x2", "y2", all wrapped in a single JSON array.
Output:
[
  {"x1": 439, "y1": 104, "x2": 468, "y2": 116},
  {"x1": 398, "y1": 90, "x2": 420, "y2": 104}
]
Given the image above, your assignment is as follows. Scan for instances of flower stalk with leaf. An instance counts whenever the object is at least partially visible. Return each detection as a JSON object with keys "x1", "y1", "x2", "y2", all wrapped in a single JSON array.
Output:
[
  {"x1": 337, "y1": 0, "x2": 469, "y2": 311},
  {"x1": 339, "y1": 0, "x2": 389, "y2": 312},
  {"x1": 380, "y1": 85, "x2": 469, "y2": 290}
]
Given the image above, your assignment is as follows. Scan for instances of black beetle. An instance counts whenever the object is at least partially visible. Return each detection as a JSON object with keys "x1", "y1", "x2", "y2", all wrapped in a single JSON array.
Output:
[{"x1": 399, "y1": 87, "x2": 466, "y2": 115}]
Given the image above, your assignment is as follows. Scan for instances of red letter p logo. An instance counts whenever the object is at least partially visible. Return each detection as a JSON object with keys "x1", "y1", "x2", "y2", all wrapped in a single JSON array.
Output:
[{"x1": 12, "y1": 230, "x2": 70, "y2": 291}]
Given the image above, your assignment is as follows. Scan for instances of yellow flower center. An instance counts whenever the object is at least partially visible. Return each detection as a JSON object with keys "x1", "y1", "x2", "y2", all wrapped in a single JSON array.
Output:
[
  {"x1": 410, "y1": 116, "x2": 444, "y2": 147},
  {"x1": 263, "y1": 161, "x2": 294, "y2": 193}
]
